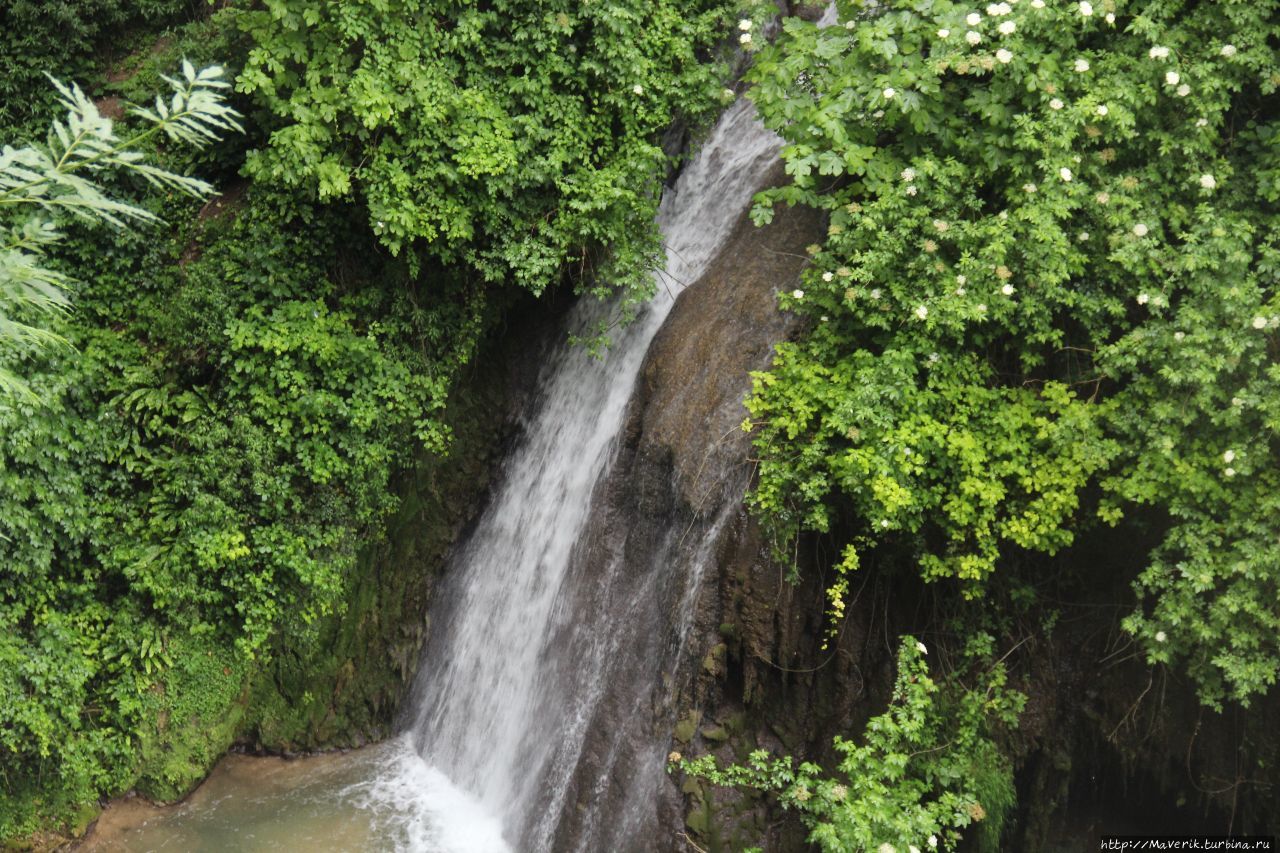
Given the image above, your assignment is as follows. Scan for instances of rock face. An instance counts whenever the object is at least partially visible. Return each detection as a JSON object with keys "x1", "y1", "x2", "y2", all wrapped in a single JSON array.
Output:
[{"x1": 541, "y1": 171, "x2": 845, "y2": 851}]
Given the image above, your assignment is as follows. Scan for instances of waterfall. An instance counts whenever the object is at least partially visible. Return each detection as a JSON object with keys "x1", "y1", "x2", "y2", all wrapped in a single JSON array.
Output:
[{"x1": 381, "y1": 99, "x2": 783, "y2": 852}]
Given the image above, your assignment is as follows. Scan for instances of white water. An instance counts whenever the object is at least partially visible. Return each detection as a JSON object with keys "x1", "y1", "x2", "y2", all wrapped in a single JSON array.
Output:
[{"x1": 384, "y1": 99, "x2": 783, "y2": 851}]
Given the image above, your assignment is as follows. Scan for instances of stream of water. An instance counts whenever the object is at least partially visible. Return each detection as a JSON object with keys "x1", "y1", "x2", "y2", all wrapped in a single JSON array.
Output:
[{"x1": 82, "y1": 98, "x2": 783, "y2": 852}]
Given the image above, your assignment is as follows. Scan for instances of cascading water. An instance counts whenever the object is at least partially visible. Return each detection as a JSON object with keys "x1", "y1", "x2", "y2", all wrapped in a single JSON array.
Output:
[{"x1": 373, "y1": 98, "x2": 784, "y2": 852}]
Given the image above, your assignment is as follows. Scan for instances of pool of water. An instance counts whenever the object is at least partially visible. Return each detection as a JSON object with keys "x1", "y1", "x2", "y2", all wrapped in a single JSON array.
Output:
[{"x1": 78, "y1": 737, "x2": 510, "y2": 853}]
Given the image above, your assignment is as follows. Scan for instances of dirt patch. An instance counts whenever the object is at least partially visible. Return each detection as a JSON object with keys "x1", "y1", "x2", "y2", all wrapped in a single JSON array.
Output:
[{"x1": 94, "y1": 96, "x2": 125, "y2": 120}]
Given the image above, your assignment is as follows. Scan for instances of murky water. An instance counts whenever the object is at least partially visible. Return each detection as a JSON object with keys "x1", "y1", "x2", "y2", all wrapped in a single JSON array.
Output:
[{"x1": 79, "y1": 738, "x2": 507, "y2": 853}]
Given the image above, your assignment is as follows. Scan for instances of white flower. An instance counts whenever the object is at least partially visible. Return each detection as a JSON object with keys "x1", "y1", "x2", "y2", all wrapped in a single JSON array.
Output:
[
  {"x1": 955, "y1": 286, "x2": 967, "y2": 296},
  {"x1": 927, "y1": 353, "x2": 939, "y2": 363},
  {"x1": 739, "y1": 32, "x2": 752, "y2": 44},
  {"x1": 1078, "y1": 231, "x2": 1090, "y2": 241},
  {"x1": 998, "y1": 20, "x2": 1016, "y2": 34},
  {"x1": 1232, "y1": 396, "x2": 1244, "y2": 407},
  {"x1": 1155, "y1": 631, "x2": 1167, "y2": 643},
  {"x1": 902, "y1": 167, "x2": 917, "y2": 181},
  {"x1": 1224, "y1": 450, "x2": 1236, "y2": 463},
  {"x1": 1221, "y1": 44, "x2": 1237, "y2": 57},
  {"x1": 1224, "y1": 467, "x2": 1236, "y2": 478},
  {"x1": 1031, "y1": 0, "x2": 1044, "y2": 6},
  {"x1": 990, "y1": 2, "x2": 1012, "y2": 14},
  {"x1": 1252, "y1": 316, "x2": 1268, "y2": 329},
  {"x1": 1079, "y1": 1, "x2": 1093, "y2": 16},
  {"x1": 915, "y1": 305, "x2": 929, "y2": 320},
  {"x1": 1050, "y1": 97, "x2": 1065, "y2": 110},
  {"x1": 1174, "y1": 331, "x2": 1185, "y2": 341},
  {"x1": 376, "y1": 220, "x2": 385, "y2": 228},
  {"x1": 967, "y1": 12, "x2": 982, "y2": 25},
  {"x1": 916, "y1": 641, "x2": 928, "y2": 654},
  {"x1": 1137, "y1": 293, "x2": 1150, "y2": 305},
  {"x1": 870, "y1": 288, "x2": 882, "y2": 299},
  {"x1": 1165, "y1": 71, "x2": 1180, "y2": 86},
  {"x1": 846, "y1": 19, "x2": 857, "y2": 28},
  {"x1": 1002, "y1": 283, "x2": 1015, "y2": 296},
  {"x1": 906, "y1": 185, "x2": 918, "y2": 196},
  {"x1": 1199, "y1": 173, "x2": 1217, "y2": 189},
  {"x1": 1074, "y1": 58, "x2": 1090, "y2": 72},
  {"x1": 1133, "y1": 223, "x2": 1149, "y2": 237},
  {"x1": 966, "y1": 30, "x2": 982, "y2": 45},
  {"x1": 873, "y1": 109, "x2": 886, "y2": 118},
  {"x1": 1105, "y1": 12, "x2": 1115, "y2": 23},
  {"x1": 880, "y1": 519, "x2": 891, "y2": 528},
  {"x1": 822, "y1": 271, "x2": 834, "y2": 282},
  {"x1": 1023, "y1": 182, "x2": 1037, "y2": 193},
  {"x1": 1177, "y1": 83, "x2": 1191, "y2": 97},
  {"x1": 722, "y1": 88, "x2": 736, "y2": 100},
  {"x1": 1196, "y1": 117, "x2": 1209, "y2": 127},
  {"x1": 1149, "y1": 45, "x2": 1170, "y2": 60},
  {"x1": 883, "y1": 87, "x2": 897, "y2": 99},
  {"x1": 878, "y1": 843, "x2": 896, "y2": 853},
  {"x1": 911, "y1": 847, "x2": 923, "y2": 853},
  {"x1": 956, "y1": 274, "x2": 968, "y2": 285},
  {"x1": 1096, "y1": 104, "x2": 1109, "y2": 116},
  {"x1": 738, "y1": 18, "x2": 753, "y2": 31},
  {"x1": 792, "y1": 289, "x2": 804, "y2": 299},
  {"x1": 996, "y1": 48, "x2": 1013, "y2": 63},
  {"x1": 928, "y1": 837, "x2": 939, "y2": 850},
  {"x1": 938, "y1": 28, "x2": 951, "y2": 38},
  {"x1": 977, "y1": 303, "x2": 988, "y2": 312},
  {"x1": 1059, "y1": 167, "x2": 1073, "y2": 181},
  {"x1": 633, "y1": 84, "x2": 644, "y2": 95}
]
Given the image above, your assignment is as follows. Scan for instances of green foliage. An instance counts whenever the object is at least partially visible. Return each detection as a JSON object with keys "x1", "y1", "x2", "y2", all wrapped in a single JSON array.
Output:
[
  {"x1": 236, "y1": 0, "x2": 733, "y2": 305},
  {"x1": 681, "y1": 638, "x2": 1022, "y2": 852},
  {"x1": 0, "y1": 63, "x2": 241, "y2": 398},
  {"x1": 742, "y1": 0, "x2": 1280, "y2": 707},
  {"x1": 3, "y1": 0, "x2": 744, "y2": 836},
  {"x1": 0, "y1": 0, "x2": 196, "y2": 133}
]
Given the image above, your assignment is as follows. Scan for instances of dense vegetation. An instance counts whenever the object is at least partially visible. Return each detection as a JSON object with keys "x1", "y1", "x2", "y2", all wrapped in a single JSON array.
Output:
[
  {"x1": 684, "y1": 0, "x2": 1279, "y2": 847},
  {"x1": 2, "y1": 0, "x2": 1276, "y2": 849},
  {"x1": 0, "y1": 0, "x2": 732, "y2": 839}
]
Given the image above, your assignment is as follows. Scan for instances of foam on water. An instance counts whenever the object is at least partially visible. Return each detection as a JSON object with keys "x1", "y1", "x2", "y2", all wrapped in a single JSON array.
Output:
[{"x1": 344, "y1": 737, "x2": 511, "y2": 853}]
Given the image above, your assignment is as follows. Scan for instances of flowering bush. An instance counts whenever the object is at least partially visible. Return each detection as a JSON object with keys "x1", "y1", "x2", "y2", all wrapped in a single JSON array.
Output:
[{"x1": 742, "y1": 0, "x2": 1280, "y2": 707}]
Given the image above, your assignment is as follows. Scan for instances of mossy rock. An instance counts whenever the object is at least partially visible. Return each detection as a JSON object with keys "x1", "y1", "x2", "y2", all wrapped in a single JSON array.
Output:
[{"x1": 674, "y1": 710, "x2": 703, "y2": 744}]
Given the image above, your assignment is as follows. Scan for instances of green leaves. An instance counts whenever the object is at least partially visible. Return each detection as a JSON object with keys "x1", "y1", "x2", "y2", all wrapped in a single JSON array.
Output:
[
  {"x1": 0, "y1": 65, "x2": 241, "y2": 400},
  {"x1": 236, "y1": 0, "x2": 731, "y2": 297},
  {"x1": 743, "y1": 0, "x2": 1280, "y2": 707},
  {"x1": 681, "y1": 638, "x2": 1022, "y2": 852}
]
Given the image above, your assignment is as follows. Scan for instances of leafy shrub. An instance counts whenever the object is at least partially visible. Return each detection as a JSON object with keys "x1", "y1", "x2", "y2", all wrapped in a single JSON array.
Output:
[
  {"x1": 0, "y1": 0, "x2": 196, "y2": 133},
  {"x1": 236, "y1": 0, "x2": 734, "y2": 305},
  {"x1": 681, "y1": 638, "x2": 1022, "y2": 852},
  {"x1": 742, "y1": 0, "x2": 1280, "y2": 708}
]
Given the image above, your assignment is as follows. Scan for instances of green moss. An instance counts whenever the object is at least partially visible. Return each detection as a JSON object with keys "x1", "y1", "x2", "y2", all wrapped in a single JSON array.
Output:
[
  {"x1": 674, "y1": 711, "x2": 703, "y2": 745},
  {"x1": 134, "y1": 638, "x2": 252, "y2": 802},
  {"x1": 701, "y1": 725, "x2": 730, "y2": 742}
]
